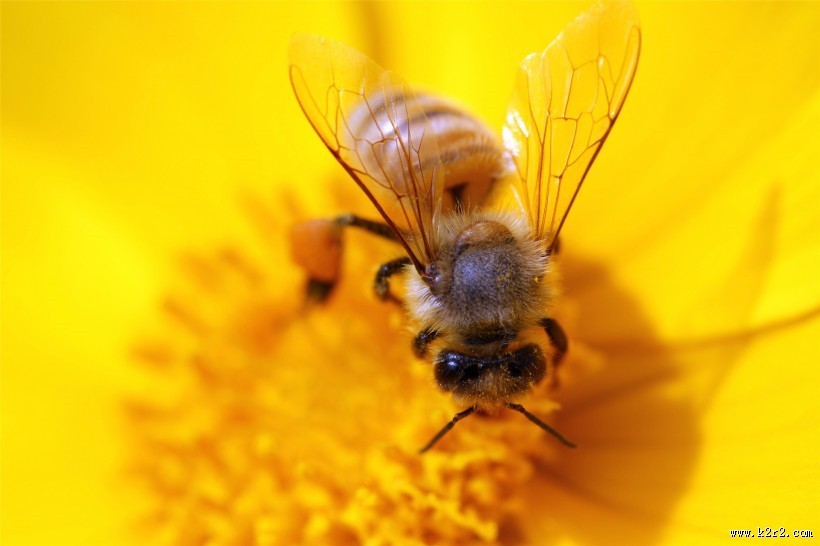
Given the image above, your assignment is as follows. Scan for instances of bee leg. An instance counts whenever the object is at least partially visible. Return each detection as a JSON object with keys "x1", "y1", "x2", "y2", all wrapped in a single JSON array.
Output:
[
  {"x1": 335, "y1": 214, "x2": 399, "y2": 241},
  {"x1": 291, "y1": 215, "x2": 399, "y2": 304},
  {"x1": 338, "y1": 215, "x2": 405, "y2": 302},
  {"x1": 539, "y1": 318, "x2": 568, "y2": 388},
  {"x1": 374, "y1": 257, "x2": 412, "y2": 304},
  {"x1": 305, "y1": 278, "x2": 336, "y2": 302},
  {"x1": 413, "y1": 327, "x2": 440, "y2": 358}
]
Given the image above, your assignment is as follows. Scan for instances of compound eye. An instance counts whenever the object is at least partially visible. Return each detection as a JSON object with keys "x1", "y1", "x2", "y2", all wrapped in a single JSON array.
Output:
[
  {"x1": 505, "y1": 345, "x2": 546, "y2": 384},
  {"x1": 434, "y1": 351, "x2": 464, "y2": 392},
  {"x1": 506, "y1": 359, "x2": 525, "y2": 378}
]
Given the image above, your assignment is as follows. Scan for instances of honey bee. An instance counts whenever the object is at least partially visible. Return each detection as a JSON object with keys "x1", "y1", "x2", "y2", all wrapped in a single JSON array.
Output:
[{"x1": 289, "y1": 0, "x2": 640, "y2": 452}]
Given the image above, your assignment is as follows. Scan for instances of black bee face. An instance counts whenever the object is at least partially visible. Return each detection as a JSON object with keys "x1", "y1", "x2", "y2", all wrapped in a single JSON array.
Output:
[{"x1": 433, "y1": 344, "x2": 547, "y2": 402}]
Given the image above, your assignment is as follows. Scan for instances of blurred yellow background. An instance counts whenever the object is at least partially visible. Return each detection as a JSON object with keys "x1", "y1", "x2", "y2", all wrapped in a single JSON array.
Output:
[{"x1": 3, "y1": 2, "x2": 819, "y2": 545}]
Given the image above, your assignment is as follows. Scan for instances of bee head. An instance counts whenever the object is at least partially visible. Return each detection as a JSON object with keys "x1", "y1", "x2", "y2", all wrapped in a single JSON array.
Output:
[{"x1": 434, "y1": 344, "x2": 546, "y2": 402}]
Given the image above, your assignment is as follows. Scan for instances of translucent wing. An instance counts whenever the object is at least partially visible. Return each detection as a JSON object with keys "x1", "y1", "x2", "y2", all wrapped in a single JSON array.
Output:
[
  {"x1": 503, "y1": 0, "x2": 641, "y2": 249},
  {"x1": 289, "y1": 34, "x2": 444, "y2": 274}
]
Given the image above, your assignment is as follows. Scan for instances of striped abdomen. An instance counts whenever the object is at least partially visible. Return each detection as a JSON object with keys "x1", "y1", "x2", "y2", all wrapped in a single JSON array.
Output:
[{"x1": 345, "y1": 90, "x2": 511, "y2": 212}]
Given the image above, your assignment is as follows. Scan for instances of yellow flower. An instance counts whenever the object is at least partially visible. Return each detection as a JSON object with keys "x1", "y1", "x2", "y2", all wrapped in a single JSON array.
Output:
[{"x1": 3, "y1": 2, "x2": 819, "y2": 545}]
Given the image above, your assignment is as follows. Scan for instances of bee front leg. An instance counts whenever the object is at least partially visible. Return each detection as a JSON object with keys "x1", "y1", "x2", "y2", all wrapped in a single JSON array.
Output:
[
  {"x1": 412, "y1": 327, "x2": 440, "y2": 358},
  {"x1": 539, "y1": 318, "x2": 568, "y2": 388},
  {"x1": 291, "y1": 214, "x2": 399, "y2": 303},
  {"x1": 374, "y1": 257, "x2": 412, "y2": 305}
]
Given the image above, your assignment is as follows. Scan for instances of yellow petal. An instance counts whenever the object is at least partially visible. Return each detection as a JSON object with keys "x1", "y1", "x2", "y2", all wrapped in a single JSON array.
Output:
[
  {"x1": 564, "y1": 3, "x2": 820, "y2": 341},
  {"x1": 566, "y1": 90, "x2": 820, "y2": 346},
  {"x1": 2, "y1": 137, "x2": 151, "y2": 544},
  {"x1": 5, "y1": 1, "x2": 819, "y2": 545}
]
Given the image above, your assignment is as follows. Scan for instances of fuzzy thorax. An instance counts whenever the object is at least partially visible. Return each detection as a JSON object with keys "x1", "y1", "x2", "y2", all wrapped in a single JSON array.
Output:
[{"x1": 405, "y1": 209, "x2": 554, "y2": 351}]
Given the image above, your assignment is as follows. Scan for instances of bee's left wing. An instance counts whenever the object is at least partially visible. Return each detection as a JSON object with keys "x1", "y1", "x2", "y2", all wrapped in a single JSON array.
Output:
[
  {"x1": 289, "y1": 34, "x2": 444, "y2": 275},
  {"x1": 503, "y1": 0, "x2": 641, "y2": 250}
]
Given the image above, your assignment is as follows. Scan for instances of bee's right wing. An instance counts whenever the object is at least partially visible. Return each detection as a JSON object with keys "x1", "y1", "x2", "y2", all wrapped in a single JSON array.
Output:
[
  {"x1": 502, "y1": 0, "x2": 641, "y2": 251},
  {"x1": 289, "y1": 34, "x2": 445, "y2": 274}
]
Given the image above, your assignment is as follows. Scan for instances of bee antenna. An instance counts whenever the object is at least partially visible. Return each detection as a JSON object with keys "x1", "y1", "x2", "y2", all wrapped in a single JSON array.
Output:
[
  {"x1": 505, "y1": 403, "x2": 577, "y2": 448},
  {"x1": 419, "y1": 406, "x2": 477, "y2": 454}
]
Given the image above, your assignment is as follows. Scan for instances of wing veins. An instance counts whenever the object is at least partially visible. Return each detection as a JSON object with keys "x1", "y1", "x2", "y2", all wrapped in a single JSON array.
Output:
[
  {"x1": 502, "y1": 1, "x2": 640, "y2": 249},
  {"x1": 288, "y1": 34, "x2": 448, "y2": 274}
]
